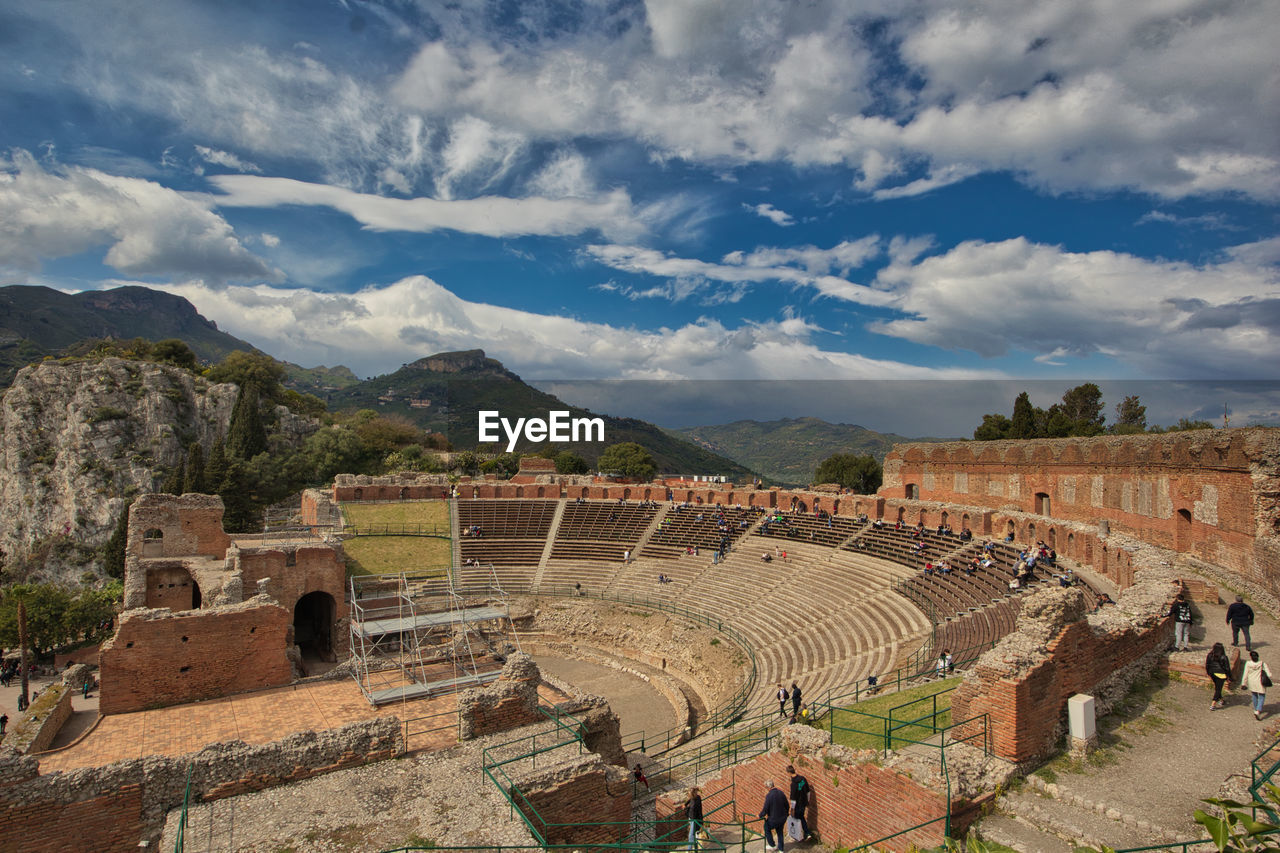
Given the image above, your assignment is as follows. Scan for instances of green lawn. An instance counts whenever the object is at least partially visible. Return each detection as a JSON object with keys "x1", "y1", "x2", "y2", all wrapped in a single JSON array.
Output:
[
  {"x1": 342, "y1": 500, "x2": 450, "y2": 530},
  {"x1": 340, "y1": 501, "x2": 452, "y2": 575},
  {"x1": 825, "y1": 677, "x2": 961, "y2": 752}
]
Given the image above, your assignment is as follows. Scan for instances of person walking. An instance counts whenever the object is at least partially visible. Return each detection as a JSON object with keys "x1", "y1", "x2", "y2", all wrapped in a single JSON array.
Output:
[
  {"x1": 1206, "y1": 642, "x2": 1234, "y2": 710},
  {"x1": 0, "y1": 713, "x2": 7, "y2": 736},
  {"x1": 1227, "y1": 595, "x2": 1255, "y2": 650},
  {"x1": 1169, "y1": 593, "x2": 1194, "y2": 651},
  {"x1": 786, "y1": 763, "x2": 811, "y2": 841},
  {"x1": 759, "y1": 780, "x2": 789, "y2": 852},
  {"x1": 790, "y1": 682, "x2": 802, "y2": 719},
  {"x1": 683, "y1": 786, "x2": 704, "y2": 848},
  {"x1": 776, "y1": 684, "x2": 789, "y2": 717},
  {"x1": 1242, "y1": 650, "x2": 1274, "y2": 720}
]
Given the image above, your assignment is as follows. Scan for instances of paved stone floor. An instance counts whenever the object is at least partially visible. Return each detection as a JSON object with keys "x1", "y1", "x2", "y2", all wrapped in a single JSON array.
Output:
[{"x1": 34, "y1": 672, "x2": 570, "y2": 773}]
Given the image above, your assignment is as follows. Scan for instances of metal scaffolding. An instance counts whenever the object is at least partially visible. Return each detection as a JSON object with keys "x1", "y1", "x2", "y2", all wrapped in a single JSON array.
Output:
[{"x1": 348, "y1": 566, "x2": 521, "y2": 706}]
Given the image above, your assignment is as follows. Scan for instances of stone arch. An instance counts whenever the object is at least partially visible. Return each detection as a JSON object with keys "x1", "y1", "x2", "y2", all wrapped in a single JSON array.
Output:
[
  {"x1": 1067, "y1": 531, "x2": 1075, "y2": 555},
  {"x1": 905, "y1": 483, "x2": 919, "y2": 500},
  {"x1": 399, "y1": 487, "x2": 409, "y2": 499},
  {"x1": 353, "y1": 488, "x2": 363, "y2": 501},
  {"x1": 623, "y1": 488, "x2": 632, "y2": 500},
  {"x1": 1006, "y1": 519, "x2": 1016, "y2": 538},
  {"x1": 146, "y1": 566, "x2": 200, "y2": 612},
  {"x1": 940, "y1": 510, "x2": 949, "y2": 527},
  {"x1": 1027, "y1": 522, "x2": 1036, "y2": 542},
  {"x1": 1048, "y1": 527, "x2": 1057, "y2": 549},
  {"x1": 536, "y1": 486, "x2": 546, "y2": 498},
  {"x1": 294, "y1": 590, "x2": 337, "y2": 667},
  {"x1": 1176, "y1": 508, "x2": 1192, "y2": 552},
  {"x1": 897, "y1": 506, "x2": 906, "y2": 523},
  {"x1": 961, "y1": 512, "x2": 971, "y2": 531}
]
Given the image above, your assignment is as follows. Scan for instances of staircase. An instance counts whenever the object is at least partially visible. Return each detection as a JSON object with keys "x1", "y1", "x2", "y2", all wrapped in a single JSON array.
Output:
[{"x1": 531, "y1": 498, "x2": 568, "y2": 591}]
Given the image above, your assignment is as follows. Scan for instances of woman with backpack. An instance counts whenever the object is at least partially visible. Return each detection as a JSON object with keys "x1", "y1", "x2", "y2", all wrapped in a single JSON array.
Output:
[
  {"x1": 1206, "y1": 642, "x2": 1234, "y2": 710},
  {"x1": 684, "y1": 786, "x2": 704, "y2": 848},
  {"x1": 1242, "y1": 650, "x2": 1274, "y2": 720}
]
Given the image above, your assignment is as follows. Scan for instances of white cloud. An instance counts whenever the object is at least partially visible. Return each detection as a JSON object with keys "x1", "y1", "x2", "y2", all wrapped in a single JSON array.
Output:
[
  {"x1": 194, "y1": 145, "x2": 262, "y2": 174},
  {"x1": 143, "y1": 275, "x2": 991, "y2": 381},
  {"x1": 585, "y1": 237, "x2": 890, "y2": 305},
  {"x1": 870, "y1": 235, "x2": 1280, "y2": 377},
  {"x1": 745, "y1": 203, "x2": 795, "y2": 226},
  {"x1": 0, "y1": 150, "x2": 278, "y2": 284},
  {"x1": 208, "y1": 174, "x2": 644, "y2": 241}
]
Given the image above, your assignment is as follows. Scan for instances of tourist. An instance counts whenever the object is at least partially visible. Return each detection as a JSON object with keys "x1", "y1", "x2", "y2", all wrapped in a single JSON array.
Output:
[
  {"x1": 1242, "y1": 650, "x2": 1273, "y2": 720},
  {"x1": 787, "y1": 763, "x2": 811, "y2": 841},
  {"x1": 683, "y1": 786, "x2": 704, "y2": 848},
  {"x1": 790, "y1": 682, "x2": 802, "y2": 718},
  {"x1": 1227, "y1": 595, "x2": 1255, "y2": 650},
  {"x1": 758, "y1": 780, "x2": 789, "y2": 852},
  {"x1": 1169, "y1": 593, "x2": 1194, "y2": 651},
  {"x1": 936, "y1": 649, "x2": 953, "y2": 677},
  {"x1": 0, "y1": 713, "x2": 7, "y2": 736},
  {"x1": 633, "y1": 764, "x2": 650, "y2": 792},
  {"x1": 1206, "y1": 642, "x2": 1233, "y2": 710},
  {"x1": 776, "y1": 683, "x2": 789, "y2": 717}
]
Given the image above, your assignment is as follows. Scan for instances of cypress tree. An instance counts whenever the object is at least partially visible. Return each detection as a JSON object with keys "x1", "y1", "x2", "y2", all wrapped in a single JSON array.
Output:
[
  {"x1": 227, "y1": 385, "x2": 267, "y2": 460},
  {"x1": 183, "y1": 442, "x2": 206, "y2": 493},
  {"x1": 1009, "y1": 392, "x2": 1038, "y2": 439},
  {"x1": 101, "y1": 506, "x2": 129, "y2": 579},
  {"x1": 160, "y1": 458, "x2": 185, "y2": 495},
  {"x1": 205, "y1": 440, "x2": 228, "y2": 493}
]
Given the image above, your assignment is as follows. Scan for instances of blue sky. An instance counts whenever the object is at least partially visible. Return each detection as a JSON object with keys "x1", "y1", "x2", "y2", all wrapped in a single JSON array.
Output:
[{"x1": 1, "y1": 0, "x2": 1279, "y2": 432}]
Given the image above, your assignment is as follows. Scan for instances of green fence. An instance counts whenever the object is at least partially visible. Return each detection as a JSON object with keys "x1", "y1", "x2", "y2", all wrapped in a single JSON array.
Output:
[{"x1": 344, "y1": 522, "x2": 451, "y2": 537}]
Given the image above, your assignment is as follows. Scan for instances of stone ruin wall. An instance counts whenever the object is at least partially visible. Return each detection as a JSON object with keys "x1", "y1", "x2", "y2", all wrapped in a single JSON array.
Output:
[
  {"x1": 0, "y1": 718, "x2": 404, "y2": 853},
  {"x1": 949, "y1": 558, "x2": 1180, "y2": 766},
  {"x1": 881, "y1": 428, "x2": 1280, "y2": 596},
  {"x1": 654, "y1": 726, "x2": 1010, "y2": 853},
  {"x1": 98, "y1": 595, "x2": 294, "y2": 715}
]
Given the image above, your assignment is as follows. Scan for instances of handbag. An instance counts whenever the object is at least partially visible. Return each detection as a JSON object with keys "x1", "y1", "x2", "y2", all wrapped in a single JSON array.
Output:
[
  {"x1": 1262, "y1": 666, "x2": 1273, "y2": 689},
  {"x1": 786, "y1": 816, "x2": 804, "y2": 842}
]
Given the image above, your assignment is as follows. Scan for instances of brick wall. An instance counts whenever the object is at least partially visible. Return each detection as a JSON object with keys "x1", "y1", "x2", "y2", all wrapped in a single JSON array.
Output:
[
  {"x1": 6, "y1": 685, "x2": 73, "y2": 755},
  {"x1": 949, "y1": 583, "x2": 1175, "y2": 764},
  {"x1": 0, "y1": 718, "x2": 404, "y2": 852},
  {"x1": 657, "y1": 749, "x2": 947, "y2": 853},
  {"x1": 98, "y1": 598, "x2": 292, "y2": 714},
  {"x1": 143, "y1": 564, "x2": 201, "y2": 611},
  {"x1": 458, "y1": 653, "x2": 542, "y2": 739},
  {"x1": 125, "y1": 493, "x2": 231, "y2": 560},
  {"x1": 512, "y1": 756, "x2": 633, "y2": 845},
  {"x1": 880, "y1": 429, "x2": 1280, "y2": 592}
]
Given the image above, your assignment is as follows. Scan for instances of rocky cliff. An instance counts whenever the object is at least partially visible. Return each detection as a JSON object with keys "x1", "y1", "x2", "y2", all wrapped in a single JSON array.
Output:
[{"x1": 0, "y1": 358, "x2": 316, "y2": 582}]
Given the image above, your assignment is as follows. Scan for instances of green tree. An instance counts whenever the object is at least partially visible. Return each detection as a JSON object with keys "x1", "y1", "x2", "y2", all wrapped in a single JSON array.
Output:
[
  {"x1": 597, "y1": 442, "x2": 657, "y2": 481},
  {"x1": 1111, "y1": 395, "x2": 1147, "y2": 434},
  {"x1": 451, "y1": 451, "x2": 479, "y2": 476},
  {"x1": 226, "y1": 385, "x2": 267, "y2": 460},
  {"x1": 354, "y1": 414, "x2": 422, "y2": 458},
  {"x1": 554, "y1": 451, "x2": 589, "y2": 475},
  {"x1": 206, "y1": 350, "x2": 286, "y2": 400},
  {"x1": 151, "y1": 339, "x2": 198, "y2": 371},
  {"x1": 813, "y1": 453, "x2": 883, "y2": 493},
  {"x1": 0, "y1": 584, "x2": 74, "y2": 657},
  {"x1": 62, "y1": 582, "x2": 122, "y2": 645},
  {"x1": 217, "y1": 459, "x2": 258, "y2": 532},
  {"x1": 1009, "y1": 392, "x2": 1040, "y2": 438},
  {"x1": 205, "y1": 440, "x2": 228, "y2": 493},
  {"x1": 301, "y1": 427, "x2": 368, "y2": 483},
  {"x1": 183, "y1": 442, "x2": 206, "y2": 493},
  {"x1": 100, "y1": 507, "x2": 130, "y2": 579},
  {"x1": 160, "y1": 458, "x2": 185, "y2": 494},
  {"x1": 1167, "y1": 417, "x2": 1214, "y2": 431},
  {"x1": 1059, "y1": 382, "x2": 1106, "y2": 435},
  {"x1": 973, "y1": 413, "x2": 1012, "y2": 441}
]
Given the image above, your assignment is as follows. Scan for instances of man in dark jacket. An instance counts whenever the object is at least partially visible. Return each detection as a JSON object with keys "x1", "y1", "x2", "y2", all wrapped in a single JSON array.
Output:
[
  {"x1": 759, "y1": 780, "x2": 789, "y2": 852},
  {"x1": 787, "y1": 764, "x2": 811, "y2": 841},
  {"x1": 1227, "y1": 595, "x2": 1255, "y2": 650},
  {"x1": 1169, "y1": 593, "x2": 1194, "y2": 651}
]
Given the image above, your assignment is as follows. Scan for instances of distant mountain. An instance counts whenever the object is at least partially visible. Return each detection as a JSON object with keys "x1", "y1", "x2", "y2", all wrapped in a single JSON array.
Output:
[
  {"x1": 671, "y1": 417, "x2": 950, "y2": 486},
  {"x1": 0, "y1": 285, "x2": 260, "y2": 385},
  {"x1": 281, "y1": 362, "x2": 361, "y2": 395},
  {"x1": 324, "y1": 349, "x2": 761, "y2": 479}
]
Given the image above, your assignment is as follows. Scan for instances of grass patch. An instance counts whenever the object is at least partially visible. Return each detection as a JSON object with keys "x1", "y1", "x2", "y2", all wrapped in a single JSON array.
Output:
[
  {"x1": 342, "y1": 500, "x2": 450, "y2": 529},
  {"x1": 344, "y1": 536, "x2": 452, "y2": 576},
  {"x1": 827, "y1": 677, "x2": 961, "y2": 752}
]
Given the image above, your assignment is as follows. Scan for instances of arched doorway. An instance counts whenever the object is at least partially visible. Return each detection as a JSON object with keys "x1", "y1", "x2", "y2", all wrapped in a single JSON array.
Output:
[
  {"x1": 905, "y1": 483, "x2": 919, "y2": 499},
  {"x1": 1048, "y1": 528, "x2": 1057, "y2": 549},
  {"x1": 294, "y1": 591, "x2": 337, "y2": 667},
  {"x1": 1176, "y1": 509, "x2": 1192, "y2": 551},
  {"x1": 897, "y1": 506, "x2": 906, "y2": 523},
  {"x1": 1035, "y1": 492, "x2": 1051, "y2": 516}
]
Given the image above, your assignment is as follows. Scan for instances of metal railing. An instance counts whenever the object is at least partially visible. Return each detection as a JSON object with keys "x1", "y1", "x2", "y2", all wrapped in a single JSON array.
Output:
[
  {"x1": 344, "y1": 522, "x2": 451, "y2": 537},
  {"x1": 173, "y1": 762, "x2": 194, "y2": 852}
]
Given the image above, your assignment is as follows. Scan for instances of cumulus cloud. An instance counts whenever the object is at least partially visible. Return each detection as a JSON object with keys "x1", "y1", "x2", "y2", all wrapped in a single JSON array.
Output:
[
  {"x1": 585, "y1": 237, "x2": 889, "y2": 304},
  {"x1": 746, "y1": 203, "x2": 795, "y2": 226},
  {"x1": 0, "y1": 150, "x2": 279, "y2": 284},
  {"x1": 208, "y1": 174, "x2": 644, "y2": 240},
  {"x1": 871, "y1": 236, "x2": 1280, "y2": 377},
  {"x1": 144, "y1": 275, "x2": 987, "y2": 381}
]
